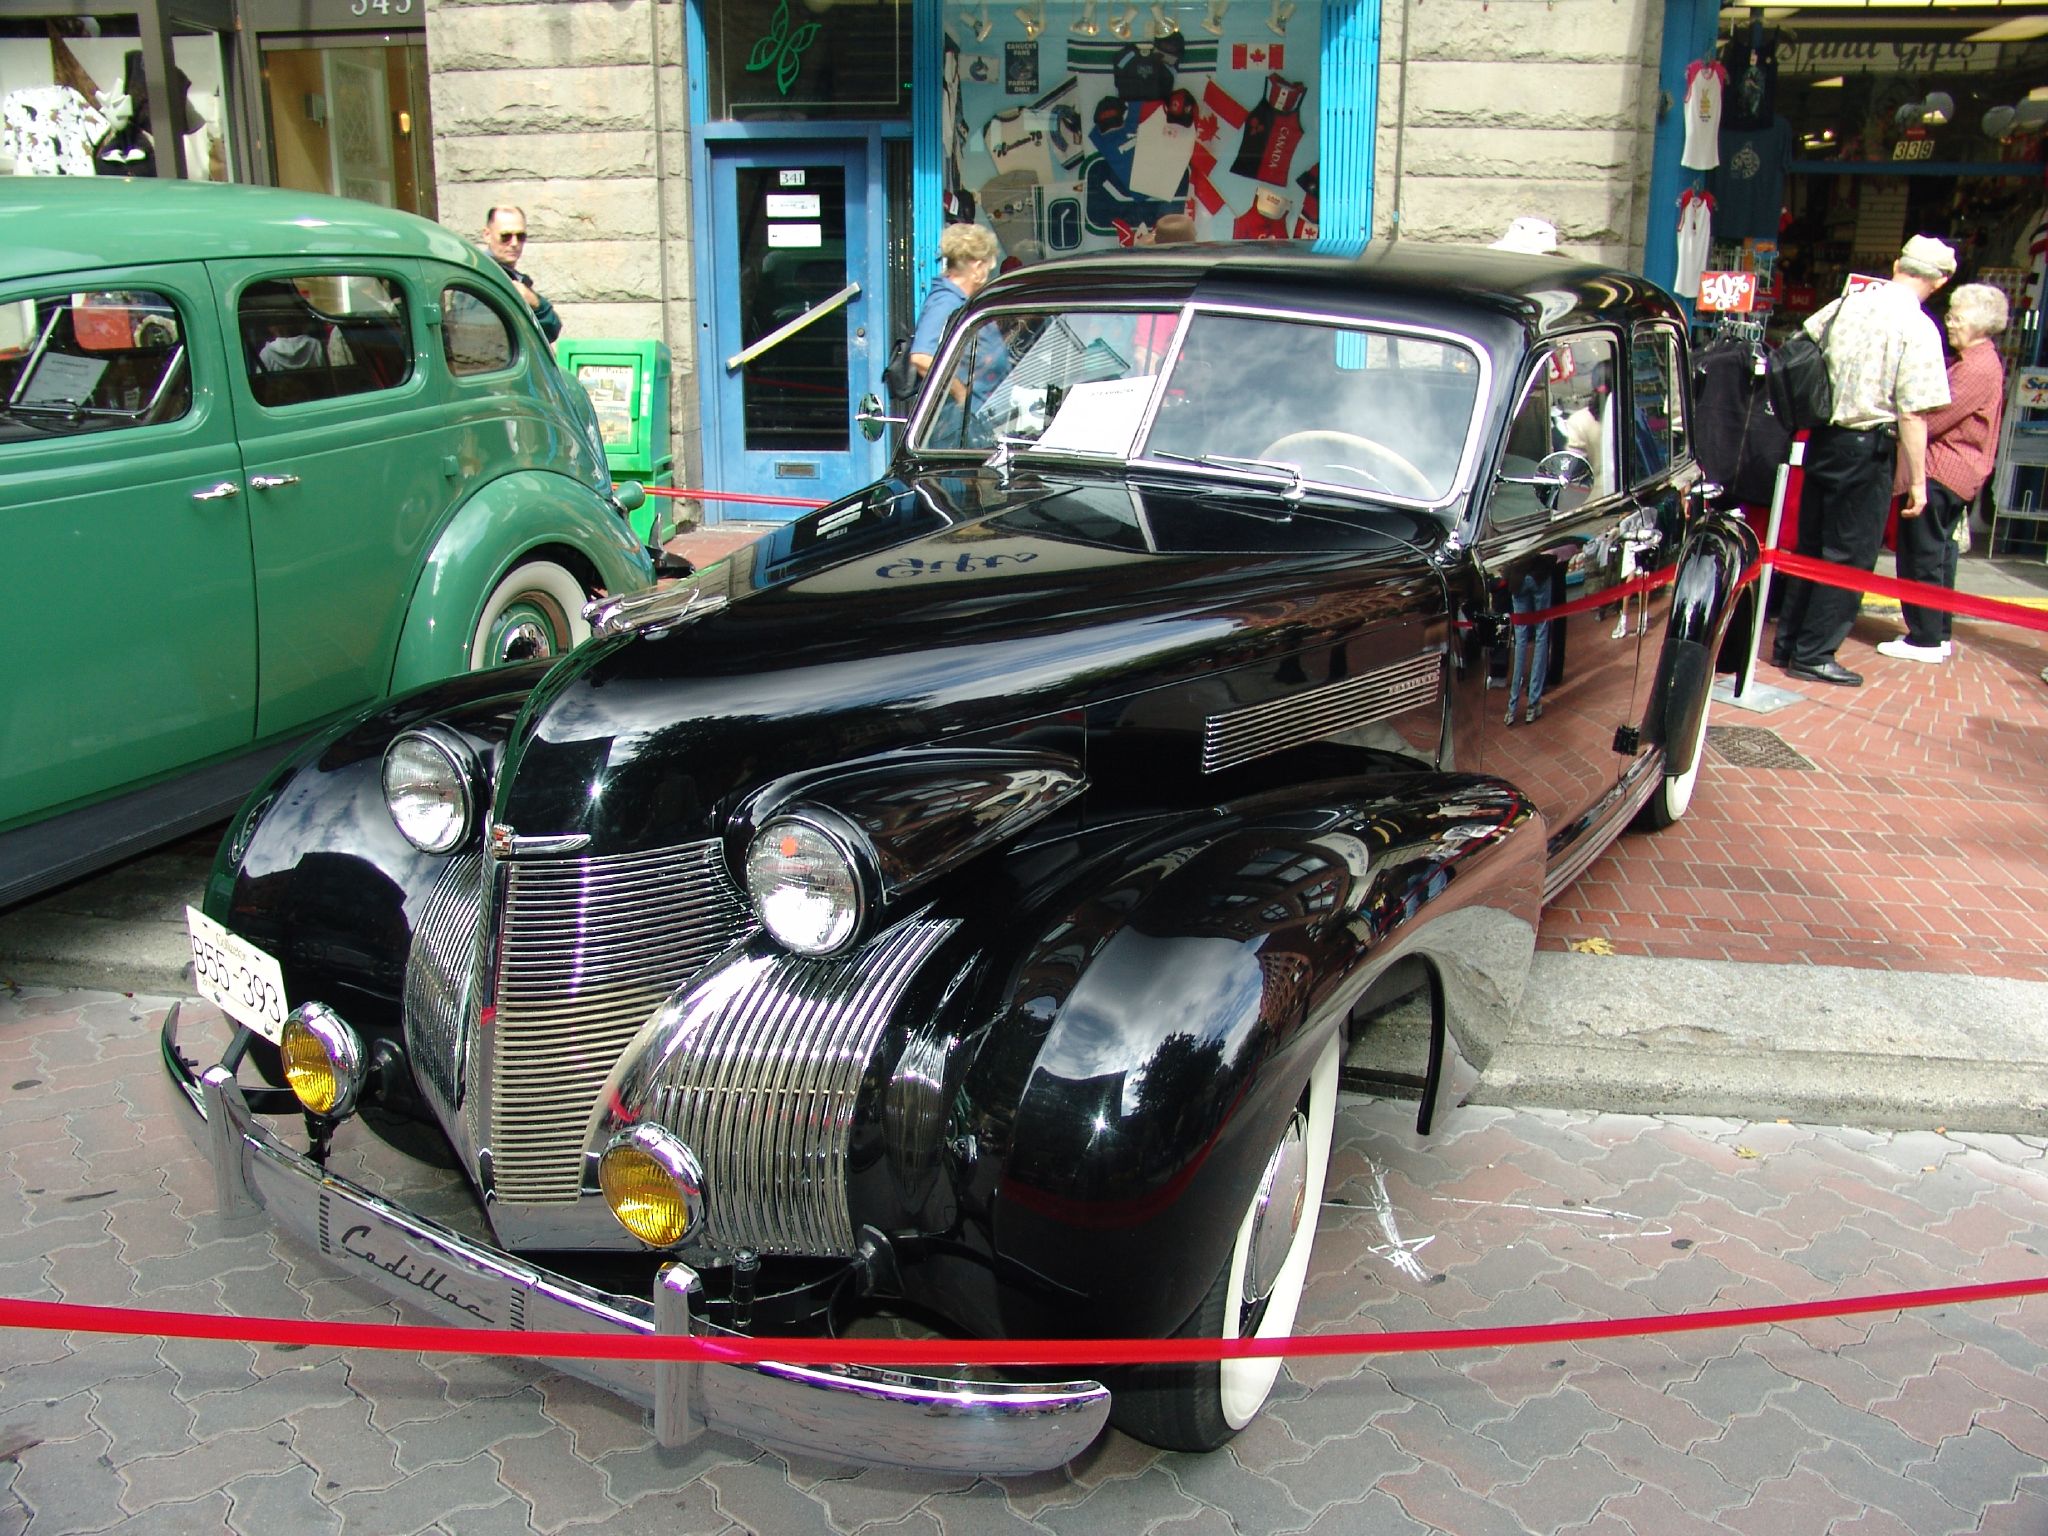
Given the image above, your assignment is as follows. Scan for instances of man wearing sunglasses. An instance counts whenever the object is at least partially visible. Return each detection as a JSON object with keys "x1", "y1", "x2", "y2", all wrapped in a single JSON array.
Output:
[{"x1": 480, "y1": 206, "x2": 562, "y2": 343}]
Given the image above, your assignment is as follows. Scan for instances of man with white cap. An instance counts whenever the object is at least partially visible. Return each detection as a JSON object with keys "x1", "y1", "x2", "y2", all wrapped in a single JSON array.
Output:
[{"x1": 1773, "y1": 233, "x2": 1954, "y2": 687}]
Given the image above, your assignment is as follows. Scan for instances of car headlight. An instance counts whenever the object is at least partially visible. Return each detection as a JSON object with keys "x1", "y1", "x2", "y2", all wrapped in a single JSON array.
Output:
[
  {"x1": 381, "y1": 727, "x2": 478, "y2": 854},
  {"x1": 280, "y1": 1002, "x2": 367, "y2": 1119},
  {"x1": 599, "y1": 1125, "x2": 705, "y2": 1249},
  {"x1": 744, "y1": 813, "x2": 868, "y2": 956}
]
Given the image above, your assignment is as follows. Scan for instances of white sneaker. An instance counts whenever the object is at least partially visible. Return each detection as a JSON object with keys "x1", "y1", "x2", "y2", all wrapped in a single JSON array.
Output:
[{"x1": 1876, "y1": 638, "x2": 1944, "y2": 663}]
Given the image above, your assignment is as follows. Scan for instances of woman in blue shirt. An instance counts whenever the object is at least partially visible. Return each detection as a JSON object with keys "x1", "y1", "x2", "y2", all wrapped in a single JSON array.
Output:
[{"x1": 911, "y1": 224, "x2": 1007, "y2": 446}]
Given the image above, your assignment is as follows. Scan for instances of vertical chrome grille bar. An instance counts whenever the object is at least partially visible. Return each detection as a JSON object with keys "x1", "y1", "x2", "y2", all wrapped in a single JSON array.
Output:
[
  {"x1": 645, "y1": 918, "x2": 958, "y2": 1256},
  {"x1": 488, "y1": 840, "x2": 752, "y2": 1204}
]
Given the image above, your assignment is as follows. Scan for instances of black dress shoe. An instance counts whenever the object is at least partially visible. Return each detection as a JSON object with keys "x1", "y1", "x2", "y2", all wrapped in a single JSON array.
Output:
[
  {"x1": 1786, "y1": 658, "x2": 1863, "y2": 687},
  {"x1": 1770, "y1": 647, "x2": 1790, "y2": 667}
]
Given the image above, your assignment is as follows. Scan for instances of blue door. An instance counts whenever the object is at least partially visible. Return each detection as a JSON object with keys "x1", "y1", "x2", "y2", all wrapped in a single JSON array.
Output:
[{"x1": 706, "y1": 140, "x2": 886, "y2": 512}]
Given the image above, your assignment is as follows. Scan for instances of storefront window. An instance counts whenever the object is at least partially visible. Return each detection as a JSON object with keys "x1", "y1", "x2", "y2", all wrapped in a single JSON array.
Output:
[
  {"x1": 1704, "y1": 26, "x2": 2045, "y2": 324},
  {"x1": 703, "y1": 0, "x2": 910, "y2": 121},
  {"x1": 940, "y1": 0, "x2": 1323, "y2": 259},
  {"x1": 0, "y1": 19, "x2": 233, "y2": 181},
  {"x1": 260, "y1": 41, "x2": 433, "y2": 214}
]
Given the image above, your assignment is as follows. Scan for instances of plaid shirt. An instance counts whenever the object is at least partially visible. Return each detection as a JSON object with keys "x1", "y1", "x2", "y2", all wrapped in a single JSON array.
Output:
[{"x1": 1803, "y1": 280, "x2": 1949, "y2": 429}]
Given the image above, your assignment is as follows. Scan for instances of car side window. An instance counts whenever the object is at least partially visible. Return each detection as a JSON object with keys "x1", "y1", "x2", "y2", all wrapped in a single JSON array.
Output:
[
  {"x1": 1628, "y1": 327, "x2": 1688, "y2": 484},
  {"x1": 1493, "y1": 333, "x2": 1618, "y2": 526},
  {"x1": 0, "y1": 289, "x2": 191, "y2": 442},
  {"x1": 239, "y1": 274, "x2": 412, "y2": 408},
  {"x1": 441, "y1": 285, "x2": 515, "y2": 376}
]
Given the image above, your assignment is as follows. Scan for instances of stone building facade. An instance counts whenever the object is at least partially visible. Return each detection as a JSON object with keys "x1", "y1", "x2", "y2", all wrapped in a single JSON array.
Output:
[{"x1": 422, "y1": 0, "x2": 1674, "y2": 490}]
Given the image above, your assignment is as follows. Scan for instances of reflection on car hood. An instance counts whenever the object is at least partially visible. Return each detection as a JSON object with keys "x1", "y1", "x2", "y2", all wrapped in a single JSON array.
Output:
[{"x1": 494, "y1": 470, "x2": 1450, "y2": 847}]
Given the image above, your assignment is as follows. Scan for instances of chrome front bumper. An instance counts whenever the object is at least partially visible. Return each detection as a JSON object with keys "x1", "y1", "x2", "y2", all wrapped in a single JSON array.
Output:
[{"x1": 160, "y1": 1004, "x2": 1109, "y2": 1476}]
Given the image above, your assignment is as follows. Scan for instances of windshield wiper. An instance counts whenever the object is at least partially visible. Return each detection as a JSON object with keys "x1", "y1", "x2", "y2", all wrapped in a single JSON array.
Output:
[{"x1": 1148, "y1": 449, "x2": 1306, "y2": 501}]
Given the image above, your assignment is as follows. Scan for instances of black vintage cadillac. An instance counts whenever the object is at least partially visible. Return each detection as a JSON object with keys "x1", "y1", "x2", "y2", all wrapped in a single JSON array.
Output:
[{"x1": 165, "y1": 242, "x2": 1758, "y2": 1474}]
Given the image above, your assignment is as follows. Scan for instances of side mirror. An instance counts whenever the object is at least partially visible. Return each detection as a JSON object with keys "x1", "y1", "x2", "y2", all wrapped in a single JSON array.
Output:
[
  {"x1": 856, "y1": 391, "x2": 905, "y2": 442},
  {"x1": 1499, "y1": 449, "x2": 1595, "y2": 514}
]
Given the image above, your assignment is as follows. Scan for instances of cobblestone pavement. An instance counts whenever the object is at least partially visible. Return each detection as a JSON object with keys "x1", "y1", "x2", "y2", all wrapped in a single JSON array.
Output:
[{"x1": 4, "y1": 987, "x2": 2047, "y2": 1535}]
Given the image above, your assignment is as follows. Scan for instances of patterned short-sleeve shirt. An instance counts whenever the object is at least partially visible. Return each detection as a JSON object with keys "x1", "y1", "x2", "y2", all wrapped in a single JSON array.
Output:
[{"x1": 1802, "y1": 281, "x2": 1950, "y2": 429}]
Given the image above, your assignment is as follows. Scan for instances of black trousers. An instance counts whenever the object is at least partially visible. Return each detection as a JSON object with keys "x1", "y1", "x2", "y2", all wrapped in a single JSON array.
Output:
[
  {"x1": 1779, "y1": 425, "x2": 1897, "y2": 667},
  {"x1": 1896, "y1": 480, "x2": 1965, "y2": 646}
]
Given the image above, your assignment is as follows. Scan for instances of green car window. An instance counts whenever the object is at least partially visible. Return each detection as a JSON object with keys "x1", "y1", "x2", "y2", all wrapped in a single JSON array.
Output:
[
  {"x1": 240, "y1": 274, "x2": 412, "y2": 407},
  {"x1": 0, "y1": 290, "x2": 190, "y2": 441},
  {"x1": 441, "y1": 284, "x2": 515, "y2": 377}
]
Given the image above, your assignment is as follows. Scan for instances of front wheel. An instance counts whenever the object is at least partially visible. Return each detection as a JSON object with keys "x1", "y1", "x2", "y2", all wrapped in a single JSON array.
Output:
[
  {"x1": 1637, "y1": 686, "x2": 1711, "y2": 830},
  {"x1": 1109, "y1": 1032, "x2": 1340, "y2": 1452},
  {"x1": 468, "y1": 559, "x2": 590, "y2": 670}
]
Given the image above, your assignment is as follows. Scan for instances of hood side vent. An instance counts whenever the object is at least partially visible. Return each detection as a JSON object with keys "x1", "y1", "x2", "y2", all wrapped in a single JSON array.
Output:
[{"x1": 1202, "y1": 651, "x2": 1442, "y2": 773}]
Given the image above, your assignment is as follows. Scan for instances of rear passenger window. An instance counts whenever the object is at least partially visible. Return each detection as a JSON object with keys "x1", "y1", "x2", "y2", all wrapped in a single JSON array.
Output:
[
  {"x1": 441, "y1": 285, "x2": 514, "y2": 376},
  {"x1": 0, "y1": 289, "x2": 191, "y2": 442},
  {"x1": 240, "y1": 274, "x2": 411, "y2": 408},
  {"x1": 1628, "y1": 327, "x2": 1688, "y2": 484}
]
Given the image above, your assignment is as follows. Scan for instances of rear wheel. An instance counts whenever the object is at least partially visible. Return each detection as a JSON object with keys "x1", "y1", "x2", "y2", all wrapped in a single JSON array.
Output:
[
  {"x1": 1109, "y1": 1032, "x2": 1339, "y2": 1451},
  {"x1": 468, "y1": 559, "x2": 589, "y2": 670},
  {"x1": 1638, "y1": 687, "x2": 1711, "y2": 830}
]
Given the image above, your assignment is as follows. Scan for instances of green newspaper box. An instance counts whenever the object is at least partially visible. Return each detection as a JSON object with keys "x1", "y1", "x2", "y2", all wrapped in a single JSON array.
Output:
[{"x1": 557, "y1": 338, "x2": 673, "y2": 546}]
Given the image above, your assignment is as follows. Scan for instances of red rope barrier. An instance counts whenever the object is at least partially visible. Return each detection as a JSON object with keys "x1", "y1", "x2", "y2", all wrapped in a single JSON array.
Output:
[
  {"x1": 1763, "y1": 549, "x2": 2048, "y2": 634},
  {"x1": 642, "y1": 486, "x2": 826, "y2": 509},
  {"x1": 5, "y1": 1274, "x2": 2046, "y2": 1367}
]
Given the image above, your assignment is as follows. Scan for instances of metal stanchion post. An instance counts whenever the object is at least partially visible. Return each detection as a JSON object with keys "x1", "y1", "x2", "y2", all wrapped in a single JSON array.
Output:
[{"x1": 1718, "y1": 439, "x2": 1804, "y2": 714}]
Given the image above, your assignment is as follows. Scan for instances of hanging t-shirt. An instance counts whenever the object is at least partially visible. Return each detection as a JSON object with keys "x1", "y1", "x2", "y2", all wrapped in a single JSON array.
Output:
[
  {"x1": 1680, "y1": 61, "x2": 1725, "y2": 172},
  {"x1": 1127, "y1": 89, "x2": 1199, "y2": 199},
  {"x1": 1707, "y1": 116, "x2": 1793, "y2": 244},
  {"x1": 1719, "y1": 32, "x2": 1778, "y2": 132},
  {"x1": 1, "y1": 85, "x2": 109, "y2": 177},
  {"x1": 1674, "y1": 189, "x2": 1714, "y2": 299},
  {"x1": 1231, "y1": 74, "x2": 1308, "y2": 187}
]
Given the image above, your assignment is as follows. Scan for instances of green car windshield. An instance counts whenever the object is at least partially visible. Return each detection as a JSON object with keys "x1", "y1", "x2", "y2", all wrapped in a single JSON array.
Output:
[{"x1": 912, "y1": 306, "x2": 1484, "y2": 505}]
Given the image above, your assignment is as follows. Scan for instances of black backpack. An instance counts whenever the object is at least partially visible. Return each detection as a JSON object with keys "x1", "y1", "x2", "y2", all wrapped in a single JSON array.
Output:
[{"x1": 882, "y1": 334, "x2": 920, "y2": 405}]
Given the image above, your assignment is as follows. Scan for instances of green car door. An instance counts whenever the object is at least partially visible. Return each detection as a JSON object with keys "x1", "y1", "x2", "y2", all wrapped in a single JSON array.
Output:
[
  {"x1": 0, "y1": 269, "x2": 258, "y2": 829},
  {"x1": 211, "y1": 258, "x2": 449, "y2": 738}
]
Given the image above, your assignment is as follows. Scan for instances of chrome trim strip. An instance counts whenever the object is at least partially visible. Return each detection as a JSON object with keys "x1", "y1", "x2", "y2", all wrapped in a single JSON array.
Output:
[
  {"x1": 1202, "y1": 653, "x2": 1442, "y2": 773},
  {"x1": 1542, "y1": 759, "x2": 1662, "y2": 906},
  {"x1": 160, "y1": 1010, "x2": 1109, "y2": 1476}
]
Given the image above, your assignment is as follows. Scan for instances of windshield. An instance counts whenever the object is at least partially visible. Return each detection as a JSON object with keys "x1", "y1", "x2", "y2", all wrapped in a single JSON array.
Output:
[{"x1": 911, "y1": 305, "x2": 1485, "y2": 504}]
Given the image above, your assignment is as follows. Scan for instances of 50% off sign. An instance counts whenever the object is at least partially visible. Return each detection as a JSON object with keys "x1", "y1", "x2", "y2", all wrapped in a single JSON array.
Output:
[{"x1": 1696, "y1": 271, "x2": 1758, "y2": 313}]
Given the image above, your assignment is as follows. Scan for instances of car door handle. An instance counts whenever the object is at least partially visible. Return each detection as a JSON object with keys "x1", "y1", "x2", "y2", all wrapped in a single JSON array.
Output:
[
  {"x1": 249, "y1": 474, "x2": 301, "y2": 491},
  {"x1": 191, "y1": 482, "x2": 241, "y2": 502}
]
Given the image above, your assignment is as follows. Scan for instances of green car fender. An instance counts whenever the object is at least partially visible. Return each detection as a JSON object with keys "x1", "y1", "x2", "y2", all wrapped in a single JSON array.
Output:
[{"x1": 387, "y1": 470, "x2": 654, "y2": 693}]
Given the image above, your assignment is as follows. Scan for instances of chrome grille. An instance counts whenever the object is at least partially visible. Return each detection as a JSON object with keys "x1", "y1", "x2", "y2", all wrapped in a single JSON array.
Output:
[
  {"x1": 1203, "y1": 653, "x2": 1441, "y2": 773},
  {"x1": 651, "y1": 918, "x2": 958, "y2": 1256},
  {"x1": 491, "y1": 840, "x2": 753, "y2": 1203},
  {"x1": 403, "y1": 851, "x2": 484, "y2": 1120}
]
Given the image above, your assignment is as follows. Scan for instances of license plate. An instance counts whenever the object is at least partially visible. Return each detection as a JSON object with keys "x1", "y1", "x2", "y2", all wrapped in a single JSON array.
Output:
[{"x1": 186, "y1": 905, "x2": 290, "y2": 1043}]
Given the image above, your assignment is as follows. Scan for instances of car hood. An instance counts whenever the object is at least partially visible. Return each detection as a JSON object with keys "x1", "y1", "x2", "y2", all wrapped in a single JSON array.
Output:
[{"x1": 493, "y1": 469, "x2": 1451, "y2": 847}]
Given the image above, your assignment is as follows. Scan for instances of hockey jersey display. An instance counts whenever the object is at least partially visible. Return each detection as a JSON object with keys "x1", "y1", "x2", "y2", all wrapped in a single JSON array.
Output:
[{"x1": 1230, "y1": 73, "x2": 1307, "y2": 187}]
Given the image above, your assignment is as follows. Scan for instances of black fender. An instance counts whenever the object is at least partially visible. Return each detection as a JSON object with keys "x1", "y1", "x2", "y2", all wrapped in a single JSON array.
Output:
[
  {"x1": 207, "y1": 660, "x2": 551, "y2": 1037},
  {"x1": 1646, "y1": 515, "x2": 1760, "y2": 775},
  {"x1": 909, "y1": 771, "x2": 1542, "y2": 1343}
]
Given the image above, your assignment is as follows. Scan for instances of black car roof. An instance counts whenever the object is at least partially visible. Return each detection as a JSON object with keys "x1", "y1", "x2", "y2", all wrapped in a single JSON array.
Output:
[{"x1": 976, "y1": 240, "x2": 1682, "y2": 347}]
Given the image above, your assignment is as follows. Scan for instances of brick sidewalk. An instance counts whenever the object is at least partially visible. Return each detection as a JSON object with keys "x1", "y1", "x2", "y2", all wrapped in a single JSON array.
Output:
[
  {"x1": 1541, "y1": 610, "x2": 2048, "y2": 984},
  {"x1": 4, "y1": 988, "x2": 2046, "y2": 1533}
]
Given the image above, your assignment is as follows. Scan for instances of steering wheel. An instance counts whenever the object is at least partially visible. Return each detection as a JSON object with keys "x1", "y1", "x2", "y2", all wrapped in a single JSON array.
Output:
[{"x1": 1258, "y1": 431, "x2": 1435, "y2": 500}]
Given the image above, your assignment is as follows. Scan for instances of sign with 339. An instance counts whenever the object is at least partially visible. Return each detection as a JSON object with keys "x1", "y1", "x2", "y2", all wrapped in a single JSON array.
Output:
[{"x1": 186, "y1": 906, "x2": 289, "y2": 1043}]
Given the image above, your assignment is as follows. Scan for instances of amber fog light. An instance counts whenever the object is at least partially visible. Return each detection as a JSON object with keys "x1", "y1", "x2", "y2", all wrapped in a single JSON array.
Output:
[
  {"x1": 280, "y1": 1002, "x2": 366, "y2": 1119},
  {"x1": 599, "y1": 1126, "x2": 705, "y2": 1249}
]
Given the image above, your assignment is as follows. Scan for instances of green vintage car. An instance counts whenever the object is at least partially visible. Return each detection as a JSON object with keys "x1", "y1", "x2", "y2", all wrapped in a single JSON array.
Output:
[{"x1": 0, "y1": 179, "x2": 658, "y2": 906}]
